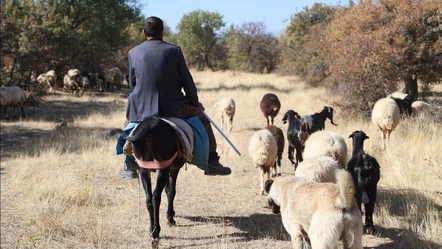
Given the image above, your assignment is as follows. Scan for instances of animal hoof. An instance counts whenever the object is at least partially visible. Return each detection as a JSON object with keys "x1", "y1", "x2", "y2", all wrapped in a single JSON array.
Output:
[
  {"x1": 167, "y1": 219, "x2": 176, "y2": 226},
  {"x1": 277, "y1": 173, "x2": 281, "y2": 176},
  {"x1": 151, "y1": 238, "x2": 160, "y2": 249},
  {"x1": 364, "y1": 225, "x2": 376, "y2": 234}
]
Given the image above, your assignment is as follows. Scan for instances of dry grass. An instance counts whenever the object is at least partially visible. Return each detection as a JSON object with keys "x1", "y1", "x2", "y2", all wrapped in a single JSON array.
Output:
[{"x1": 1, "y1": 71, "x2": 441, "y2": 249}]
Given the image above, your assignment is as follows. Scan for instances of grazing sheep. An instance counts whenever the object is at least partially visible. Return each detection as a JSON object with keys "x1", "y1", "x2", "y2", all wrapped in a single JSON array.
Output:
[
  {"x1": 371, "y1": 97, "x2": 400, "y2": 150},
  {"x1": 108, "y1": 67, "x2": 123, "y2": 91},
  {"x1": 260, "y1": 93, "x2": 281, "y2": 125},
  {"x1": 302, "y1": 106, "x2": 338, "y2": 133},
  {"x1": 294, "y1": 156, "x2": 363, "y2": 249},
  {"x1": 96, "y1": 70, "x2": 110, "y2": 92},
  {"x1": 81, "y1": 71, "x2": 97, "y2": 90},
  {"x1": 213, "y1": 97, "x2": 236, "y2": 132},
  {"x1": 0, "y1": 86, "x2": 26, "y2": 119},
  {"x1": 37, "y1": 70, "x2": 57, "y2": 94},
  {"x1": 63, "y1": 69, "x2": 83, "y2": 92},
  {"x1": 249, "y1": 129, "x2": 278, "y2": 195},
  {"x1": 303, "y1": 130, "x2": 348, "y2": 169},
  {"x1": 411, "y1": 101, "x2": 432, "y2": 116},
  {"x1": 347, "y1": 130, "x2": 380, "y2": 234},
  {"x1": 265, "y1": 125, "x2": 285, "y2": 177},
  {"x1": 282, "y1": 110, "x2": 304, "y2": 169}
]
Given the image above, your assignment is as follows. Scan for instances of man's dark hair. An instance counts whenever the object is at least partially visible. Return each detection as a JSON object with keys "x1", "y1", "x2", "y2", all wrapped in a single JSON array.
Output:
[{"x1": 144, "y1": 16, "x2": 164, "y2": 38}]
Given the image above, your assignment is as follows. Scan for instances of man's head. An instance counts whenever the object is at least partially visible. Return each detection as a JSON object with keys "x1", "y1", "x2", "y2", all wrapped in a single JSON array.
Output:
[{"x1": 144, "y1": 16, "x2": 164, "y2": 39}]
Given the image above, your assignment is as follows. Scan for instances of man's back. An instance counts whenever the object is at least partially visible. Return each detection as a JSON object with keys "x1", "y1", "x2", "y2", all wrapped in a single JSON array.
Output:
[{"x1": 127, "y1": 39, "x2": 198, "y2": 122}]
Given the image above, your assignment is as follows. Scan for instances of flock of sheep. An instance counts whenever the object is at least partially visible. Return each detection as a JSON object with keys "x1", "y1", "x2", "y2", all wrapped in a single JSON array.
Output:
[
  {"x1": 213, "y1": 91, "x2": 433, "y2": 249},
  {"x1": 36, "y1": 67, "x2": 125, "y2": 94},
  {"x1": 0, "y1": 67, "x2": 125, "y2": 120}
]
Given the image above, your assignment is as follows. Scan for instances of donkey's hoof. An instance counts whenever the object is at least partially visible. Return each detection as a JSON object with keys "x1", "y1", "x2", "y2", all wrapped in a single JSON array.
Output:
[
  {"x1": 151, "y1": 238, "x2": 160, "y2": 249},
  {"x1": 167, "y1": 218, "x2": 176, "y2": 226}
]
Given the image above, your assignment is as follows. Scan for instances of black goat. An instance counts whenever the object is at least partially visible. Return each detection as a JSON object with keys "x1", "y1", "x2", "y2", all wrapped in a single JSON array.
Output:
[
  {"x1": 391, "y1": 94, "x2": 414, "y2": 116},
  {"x1": 110, "y1": 116, "x2": 184, "y2": 248},
  {"x1": 260, "y1": 93, "x2": 281, "y2": 126},
  {"x1": 282, "y1": 110, "x2": 303, "y2": 169},
  {"x1": 302, "y1": 106, "x2": 338, "y2": 133},
  {"x1": 347, "y1": 130, "x2": 380, "y2": 234}
]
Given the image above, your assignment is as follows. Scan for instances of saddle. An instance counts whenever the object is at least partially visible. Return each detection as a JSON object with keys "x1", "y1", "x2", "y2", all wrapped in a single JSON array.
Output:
[{"x1": 122, "y1": 116, "x2": 209, "y2": 171}]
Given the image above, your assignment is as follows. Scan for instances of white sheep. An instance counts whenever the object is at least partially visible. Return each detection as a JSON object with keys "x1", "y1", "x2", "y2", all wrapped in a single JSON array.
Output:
[
  {"x1": 0, "y1": 86, "x2": 26, "y2": 119},
  {"x1": 63, "y1": 69, "x2": 82, "y2": 92},
  {"x1": 371, "y1": 97, "x2": 400, "y2": 150},
  {"x1": 303, "y1": 130, "x2": 348, "y2": 169},
  {"x1": 45, "y1": 70, "x2": 57, "y2": 93},
  {"x1": 248, "y1": 129, "x2": 278, "y2": 195},
  {"x1": 295, "y1": 156, "x2": 340, "y2": 183},
  {"x1": 213, "y1": 97, "x2": 236, "y2": 132},
  {"x1": 411, "y1": 101, "x2": 432, "y2": 116},
  {"x1": 37, "y1": 70, "x2": 57, "y2": 94}
]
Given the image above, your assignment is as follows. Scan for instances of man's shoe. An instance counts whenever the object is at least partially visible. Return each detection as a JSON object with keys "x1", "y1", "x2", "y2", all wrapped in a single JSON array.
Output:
[
  {"x1": 205, "y1": 160, "x2": 231, "y2": 176},
  {"x1": 120, "y1": 169, "x2": 138, "y2": 179}
]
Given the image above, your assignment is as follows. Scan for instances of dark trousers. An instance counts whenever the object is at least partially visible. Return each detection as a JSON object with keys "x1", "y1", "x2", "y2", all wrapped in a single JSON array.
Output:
[{"x1": 171, "y1": 104, "x2": 217, "y2": 153}]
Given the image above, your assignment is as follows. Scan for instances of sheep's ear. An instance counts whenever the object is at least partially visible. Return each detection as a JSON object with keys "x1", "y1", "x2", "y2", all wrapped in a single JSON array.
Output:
[{"x1": 348, "y1": 133, "x2": 354, "y2": 139}]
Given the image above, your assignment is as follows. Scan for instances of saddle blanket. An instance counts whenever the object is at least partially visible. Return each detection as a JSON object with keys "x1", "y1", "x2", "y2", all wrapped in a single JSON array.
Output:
[{"x1": 115, "y1": 116, "x2": 209, "y2": 171}]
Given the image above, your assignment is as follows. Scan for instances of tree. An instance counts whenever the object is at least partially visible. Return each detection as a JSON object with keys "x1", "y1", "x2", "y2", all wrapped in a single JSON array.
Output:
[
  {"x1": 327, "y1": 0, "x2": 442, "y2": 114},
  {"x1": 280, "y1": 3, "x2": 339, "y2": 85},
  {"x1": 176, "y1": 10, "x2": 225, "y2": 71},
  {"x1": 1, "y1": 0, "x2": 143, "y2": 85},
  {"x1": 226, "y1": 22, "x2": 281, "y2": 73}
]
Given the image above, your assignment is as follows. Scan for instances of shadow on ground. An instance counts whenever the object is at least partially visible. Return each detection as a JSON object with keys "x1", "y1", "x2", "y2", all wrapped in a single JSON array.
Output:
[
  {"x1": 368, "y1": 188, "x2": 442, "y2": 249},
  {"x1": 179, "y1": 213, "x2": 289, "y2": 245}
]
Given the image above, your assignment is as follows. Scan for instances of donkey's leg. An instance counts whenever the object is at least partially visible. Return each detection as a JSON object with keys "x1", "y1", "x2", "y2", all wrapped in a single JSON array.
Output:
[
  {"x1": 150, "y1": 167, "x2": 170, "y2": 240},
  {"x1": 140, "y1": 169, "x2": 155, "y2": 235},
  {"x1": 165, "y1": 163, "x2": 181, "y2": 226}
]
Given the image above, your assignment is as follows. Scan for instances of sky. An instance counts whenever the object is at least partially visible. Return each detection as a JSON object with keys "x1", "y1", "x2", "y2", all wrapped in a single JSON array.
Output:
[{"x1": 141, "y1": 0, "x2": 344, "y2": 36}]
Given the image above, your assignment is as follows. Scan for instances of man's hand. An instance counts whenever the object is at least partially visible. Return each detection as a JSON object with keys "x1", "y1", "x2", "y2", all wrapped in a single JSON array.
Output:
[{"x1": 123, "y1": 119, "x2": 130, "y2": 128}]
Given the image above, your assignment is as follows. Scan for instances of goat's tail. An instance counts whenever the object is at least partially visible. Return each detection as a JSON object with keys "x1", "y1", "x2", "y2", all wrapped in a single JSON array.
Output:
[{"x1": 335, "y1": 169, "x2": 355, "y2": 211}]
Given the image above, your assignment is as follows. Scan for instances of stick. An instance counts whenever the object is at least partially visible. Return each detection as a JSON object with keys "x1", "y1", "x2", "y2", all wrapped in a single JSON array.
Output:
[{"x1": 202, "y1": 111, "x2": 242, "y2": 156}]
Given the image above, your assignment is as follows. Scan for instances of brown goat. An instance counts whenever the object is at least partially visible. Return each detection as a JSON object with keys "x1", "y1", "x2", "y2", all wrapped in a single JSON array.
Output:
[{"x1": 265, "y1": 125, "x2": 285, "y2": 177}]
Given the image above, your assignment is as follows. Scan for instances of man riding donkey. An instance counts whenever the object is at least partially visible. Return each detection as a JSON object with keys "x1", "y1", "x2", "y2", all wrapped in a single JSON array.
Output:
[{"x1": 116, "y1": 16, "x2": 231, "y2": 178}]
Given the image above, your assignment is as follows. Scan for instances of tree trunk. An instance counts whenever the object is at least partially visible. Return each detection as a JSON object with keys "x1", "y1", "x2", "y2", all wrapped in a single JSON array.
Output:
[
  {"x1": 202, "y1": 52, "x2": 215, "y2": 72},
  {"x1": 403, "y1": 73, "x2": 418, "y2": 99}
]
